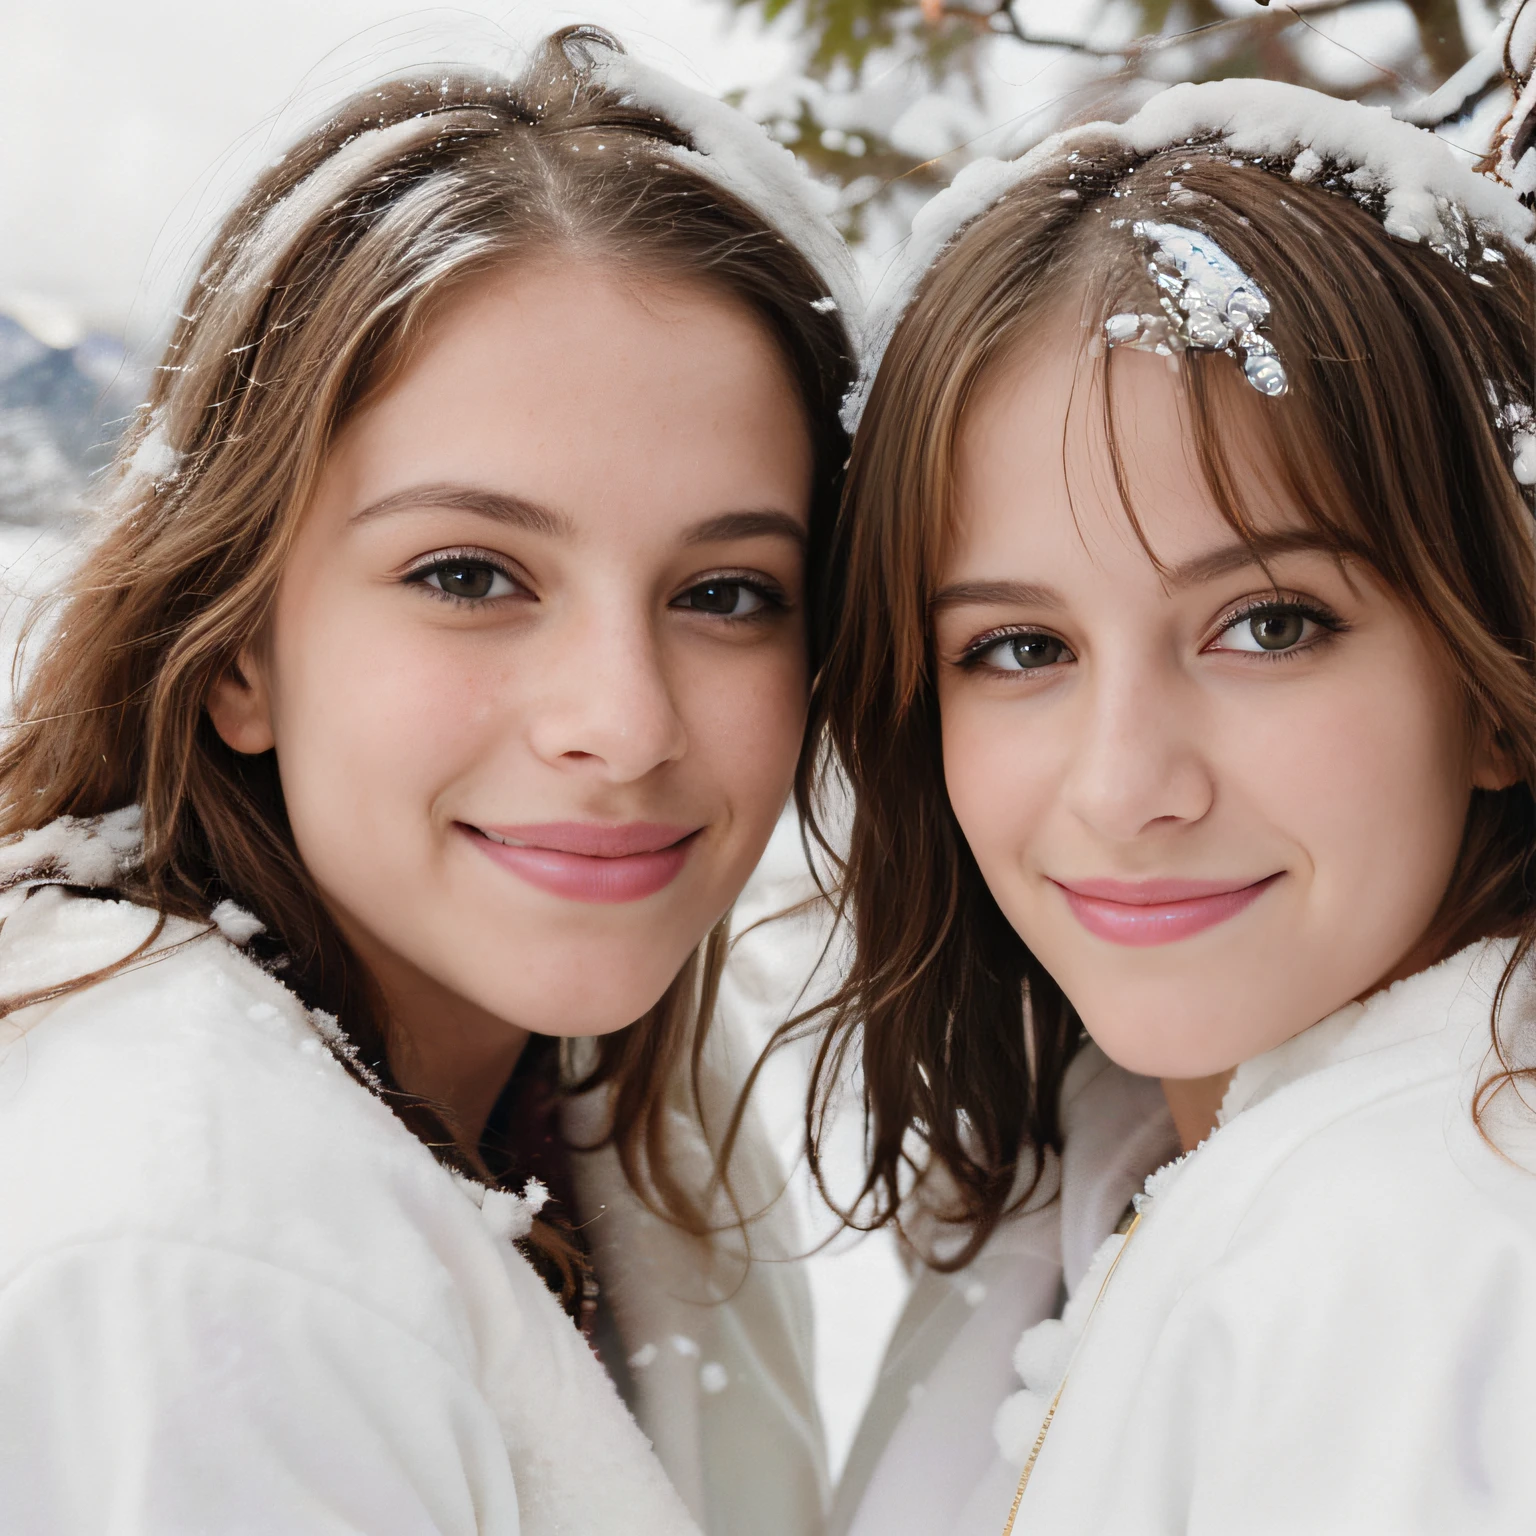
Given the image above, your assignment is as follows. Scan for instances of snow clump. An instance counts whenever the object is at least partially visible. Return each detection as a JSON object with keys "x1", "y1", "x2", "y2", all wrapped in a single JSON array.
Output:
[
  {"x1": 596, "y1": 50, "x2": 863, "y2": 338},
  {"x1": 479, "y1": 1179, "x2": 550, "y2": 1244},
  {"x1": 209, "y1": 899, "x2": 265, "y2": 946},
  {"x1": 847, "y1": 78, "x2": 1536, "y2": 431},
  {"x1": 0, "y1": 805, "x2": 142, "y2": 894},
  {"x1": 126, "y1": 424, "x2": 180, "y2": 487}
]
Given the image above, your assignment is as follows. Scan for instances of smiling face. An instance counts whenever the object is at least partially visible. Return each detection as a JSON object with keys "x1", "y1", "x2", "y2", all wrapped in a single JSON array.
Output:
[
  {"x1": 935, "y1": 313, "x2": 1507, "y2": 1094},
  {"x1": 208, "y1": 259, "x2": 812, "y2": 1106}
]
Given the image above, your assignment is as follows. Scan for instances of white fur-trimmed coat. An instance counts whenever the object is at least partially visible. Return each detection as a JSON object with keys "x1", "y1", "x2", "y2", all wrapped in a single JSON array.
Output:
[
  {"x1": 0, "y1": 811, "x2": 823, "y2": 1535},
  {"x1": 977, "y1": 939, "x2": 1536, "y2": 1534}
]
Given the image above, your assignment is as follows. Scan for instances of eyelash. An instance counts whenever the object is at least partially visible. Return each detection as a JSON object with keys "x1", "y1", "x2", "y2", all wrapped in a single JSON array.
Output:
[
  {"x1": 955, "y1": 595, "x2": 1348, "y2": 671},
  {"x1": 400, "y1": 552, "x2": 790, "y2": 619},
  {"x1": 1208, "y1": 595, "x2": 1348, "y2": 658},
  {"x1": 671, "y1": 569, "x2": 791, "y2": 622},
  {"x1": 402, "y1": 547, "x2": 526, "y2": 606},
  {"x1": 957, "y1": 626, "x2": 1068, "y2": 671}
]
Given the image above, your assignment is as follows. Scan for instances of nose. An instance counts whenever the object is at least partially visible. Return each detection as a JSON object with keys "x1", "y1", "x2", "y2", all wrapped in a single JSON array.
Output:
[
  {"x1": 524, "y1": 598, "x2": 688, "y2": 782},
  {"x1": 1059, "y1": 654, "x2": 1214, "y2": 842}
]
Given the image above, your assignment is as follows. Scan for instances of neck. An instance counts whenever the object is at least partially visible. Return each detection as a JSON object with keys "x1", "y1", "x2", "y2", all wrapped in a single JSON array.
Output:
[
  {"x1": 389, "y1": 991, "x2": 531, "y2": 1154},
  {"x1": 336, "y1": 915, "x2": 530, "y2": 1154},
  {"x1": 1160, "y1": 1068, "x2": 1235, "y2": 1154}
]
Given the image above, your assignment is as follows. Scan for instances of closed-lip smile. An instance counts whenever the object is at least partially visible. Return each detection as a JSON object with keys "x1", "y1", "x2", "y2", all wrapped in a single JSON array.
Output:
[
  {"x1": 461, "y1": 820, "x2": 702, "y2": 904},
  {"x1": 1050, "y1": 873, "x2": 1282, "y2": 947}
]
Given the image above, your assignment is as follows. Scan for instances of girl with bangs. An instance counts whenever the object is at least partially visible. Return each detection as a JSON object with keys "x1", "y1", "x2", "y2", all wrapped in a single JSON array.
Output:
[
  {"x1": 816, "y1": 79, "x2": 1536, "y2": 1535},
  {"x1": 0, "y1": 27, "x2": 853, "y2": 1535}
]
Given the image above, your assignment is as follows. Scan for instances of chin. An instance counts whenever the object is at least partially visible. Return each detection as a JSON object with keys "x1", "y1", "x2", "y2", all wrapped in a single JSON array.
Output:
[
  {"x1": 466, "y1": 952, "x2": 694, "y2": 1039},
  {"x1": 1072, "y1": 992, "x2": 1256, "y2": 1082}
]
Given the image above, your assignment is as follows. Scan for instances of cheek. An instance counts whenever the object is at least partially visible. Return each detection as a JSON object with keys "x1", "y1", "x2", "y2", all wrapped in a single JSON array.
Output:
[
  {"x1": 1260, "y1": 659, "x2": 1472, "y2": 910},
  {"x1": 264, "y1": 585, "x2": 490, "y2": 853},
  {"x1": 939, "y1": 688, "x2": 1055, "y2": 874},
  {"x1": 689, "y1": 643, "x2": 809, "y2": 831}
]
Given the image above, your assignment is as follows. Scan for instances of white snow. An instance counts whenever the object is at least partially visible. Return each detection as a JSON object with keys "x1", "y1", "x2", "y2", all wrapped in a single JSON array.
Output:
[
  {"x1": 307, "y1": 1006, "x2": 385, "y2": 1093},
  {"x1": 223, "y1": 114, "x2": 454, "y2": 297},
  {"x1": 845, "y1": 152, "x2": 1035, "y2": 429},
  {"x1": 598, "y1": 50, "x2": 864, "y2": 335},
  {"x1": 1515, "y1": 433, "x2": 1536, "y2": 485},
  {"x1": 0, "y1": 804, "x2": 142, "y2": 889},
  {"x1": 126, "y1": 425, "x2": 180, "y2": 486},
  {"x1": 1493, "y1": 0, "x2": 1536, "y2": 199},
  {"x1": 1400, "y1": 43, "x2": 1504, "y2": 126},
  {"x1": 209, "y1": 899, "x2": 265, "y2": 946},
  {"x1": 847, "y1": 77, "x2": 1536, "y2": 432},
  {"x1": 1110, "y1": 220, "x2": 1288, "y2": 397},
  {"x1": 479, "y1": 1178, "x2": 551, "y2": 1244},
  {"x1": 1126, "y1": 81, "x2": 1534, "y2": 249}
]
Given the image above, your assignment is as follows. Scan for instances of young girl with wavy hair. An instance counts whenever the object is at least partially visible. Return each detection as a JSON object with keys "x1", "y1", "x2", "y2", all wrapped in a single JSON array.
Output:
[
  {"x1": 0, "y1": 27, "x2": 853, "y2": 1534},
  {"x1": 814, "y1": 80, "x2": 1536, "y2": 1534}
]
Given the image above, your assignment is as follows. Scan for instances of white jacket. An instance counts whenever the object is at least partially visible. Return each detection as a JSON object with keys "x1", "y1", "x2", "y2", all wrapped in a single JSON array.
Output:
[
  {"x1": 0, "y1": 811, "x2": 820, "y2": 1535},
  {"x1": 979, "y1": 939, "x2": 1536, "y2": 1535},
  {"x1": 833, "y1": 1046, "x2": 1178, "y2": 1536}
]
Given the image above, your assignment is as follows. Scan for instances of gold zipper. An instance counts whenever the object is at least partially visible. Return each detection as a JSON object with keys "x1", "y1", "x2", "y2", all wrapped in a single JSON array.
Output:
[{"x1": 999, "y1": 1209, "x2": 1144, "y2": 1536}]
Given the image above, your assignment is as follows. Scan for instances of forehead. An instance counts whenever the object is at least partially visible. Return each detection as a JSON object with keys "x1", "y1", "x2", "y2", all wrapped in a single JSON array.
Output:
[
  {"x1": 949, "y1": 305, "x2": 1304, "y2": 581},
  {"x1": 320, "y1": 258, "x2": 811, "y2": 536}
]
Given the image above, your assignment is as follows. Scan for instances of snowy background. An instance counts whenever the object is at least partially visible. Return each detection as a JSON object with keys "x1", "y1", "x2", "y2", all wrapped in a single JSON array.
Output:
[{"x1": 0, "y1": 0, "x2": 1516, "y2": 1477}]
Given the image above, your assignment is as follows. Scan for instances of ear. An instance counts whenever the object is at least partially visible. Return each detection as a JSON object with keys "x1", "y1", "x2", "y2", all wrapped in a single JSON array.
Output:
[
  {"x1": 206, "y1": 649, "x2": 276, "y2": 756},
  {"x1": 1472, "y1": 720, "x2": 1520, "y2": 793}
]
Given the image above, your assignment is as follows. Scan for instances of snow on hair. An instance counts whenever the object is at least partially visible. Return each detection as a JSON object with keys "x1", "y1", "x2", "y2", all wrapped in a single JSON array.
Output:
[
  {"x1": 845, "y1": 77, "x2": 1536, "y2": 431},
  {"x1": 594, "y1": 50, "x2": 863, "y2": 337},
  {"x1": 221, "y1": 114, "x2": 455, "y2": 299}
]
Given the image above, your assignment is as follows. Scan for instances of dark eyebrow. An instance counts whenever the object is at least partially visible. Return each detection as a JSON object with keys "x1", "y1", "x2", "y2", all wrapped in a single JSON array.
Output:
[
  {"x1": 348, "y1": 483, "x2": 572, "y2": 536},
  {"x1": 683, "y1": 510, "x2": 807, "y2": 548},
  {"x1": 931, "y1": 534, "x2": 1341, "y2": 614}
]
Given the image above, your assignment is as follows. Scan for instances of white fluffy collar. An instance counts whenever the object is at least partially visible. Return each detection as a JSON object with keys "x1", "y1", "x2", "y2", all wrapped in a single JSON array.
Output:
[{"x1": 1218, "y1": 937, "x2": 1515, "y2": 1126}]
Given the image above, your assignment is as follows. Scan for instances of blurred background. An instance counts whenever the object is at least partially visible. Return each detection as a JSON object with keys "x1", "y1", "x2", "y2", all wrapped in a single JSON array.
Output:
[
  {"x1": 0, "y1": 0, "x2": 1518, "y2": 1473},
  {"x1": 0, "y1": 0, "x2": 1515, "y2": 531}
]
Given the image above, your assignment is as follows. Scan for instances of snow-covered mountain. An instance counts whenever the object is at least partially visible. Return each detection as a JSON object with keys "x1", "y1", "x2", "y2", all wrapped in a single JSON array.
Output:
[{"x1": 0, "y1": 310, "x2": 146, "y2": 525}]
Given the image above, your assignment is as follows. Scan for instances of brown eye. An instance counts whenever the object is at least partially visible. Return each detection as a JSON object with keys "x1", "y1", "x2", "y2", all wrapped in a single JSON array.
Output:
[
  {"x1": 974, "y1": 631, "x2": 1073, "y2": 672},
  {"x1": 1248, "y1": 612, "x2": 1305, "y2": 650},
  {"x1": 675, "y1": 581, "x2": 768, "y2": 617},
  {"x1": 1009, "y1": 635, "x2": 1068, "y2": 668},
  {"x1": 415, "y1": 559, "x2": 517, "y2": 601},
  {"x1": 1214, "y1": 605, "x2": 1323, "y2": 654}
]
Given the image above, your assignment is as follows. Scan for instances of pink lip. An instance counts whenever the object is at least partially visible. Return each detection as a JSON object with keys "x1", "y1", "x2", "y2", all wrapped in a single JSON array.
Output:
[
  {"x1": 461, "y1": 821, "x2": 700, "y2": 904},
  {"x1": 1051, "y1": 873, "x2": 1281, "y2": 947}
]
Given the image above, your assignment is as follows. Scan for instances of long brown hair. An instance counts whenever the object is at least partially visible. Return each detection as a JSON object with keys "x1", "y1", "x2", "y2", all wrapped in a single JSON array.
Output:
[
  {"x1": 802, "y1": 124, "x2": 1536, "y2": 1267},
  {"x1": 0, "y1": 28, "x2": 853, "y2": 1270}
]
